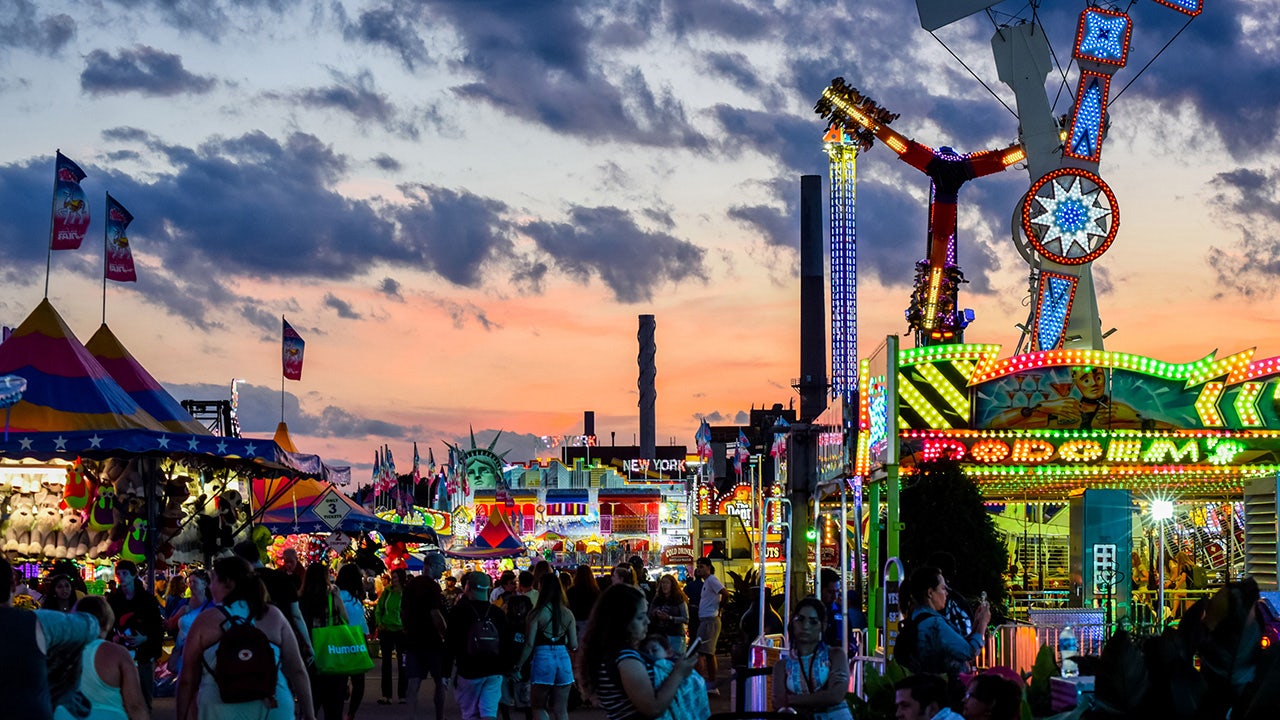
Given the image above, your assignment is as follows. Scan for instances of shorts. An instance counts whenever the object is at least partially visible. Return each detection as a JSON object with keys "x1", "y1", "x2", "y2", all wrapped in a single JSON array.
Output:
[
  {"x1": 456, "y1": 675, "x2": 503, "y2": 720},
  {"x1": 404, "y1": 648, "x2": 443, "y2": 680},
  {"x1": 696, "y1": 616, "x2": 721, "y2": 654},
  {"x1": 530, "y1": 644, "x2": 574, "y2": 686}
]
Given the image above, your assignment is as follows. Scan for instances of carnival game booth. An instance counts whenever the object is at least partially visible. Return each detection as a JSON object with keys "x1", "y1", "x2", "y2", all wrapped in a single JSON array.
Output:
[
  {"x1": 0, "y1": 299, "x2": 318, "y2": 578},
  {"x1": 446, "y1": 506, "x2": 526, "y2": 560},
  {"x1": 857, "y1": 342, "x2": 1280, "y2": 629}
]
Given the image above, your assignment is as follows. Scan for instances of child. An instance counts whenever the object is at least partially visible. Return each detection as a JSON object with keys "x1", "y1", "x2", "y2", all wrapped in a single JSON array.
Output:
[
  {"x1": 640, "y1": 634, "x2": 711, "y2": 720},
  {"x1": 500, "y1": 593, "x2": 534, "y2": 720}
]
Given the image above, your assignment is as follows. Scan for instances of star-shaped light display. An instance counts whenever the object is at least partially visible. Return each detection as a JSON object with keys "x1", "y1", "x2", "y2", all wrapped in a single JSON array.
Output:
[
  {"x1": 1074, "y1": 8, "x2": 1131, "y2": 66},
  {"x1": 1022, "y1": 168, "x2": 1119, "y2": 265}
]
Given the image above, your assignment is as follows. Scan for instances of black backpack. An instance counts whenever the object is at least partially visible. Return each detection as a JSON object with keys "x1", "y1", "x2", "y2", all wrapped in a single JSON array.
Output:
[
  {"x1": 467, "y1": 601, "x2": 503, "y2": 660},
  {"x1": 204, "y1": 607, "x2": 279, "y2": 705}
]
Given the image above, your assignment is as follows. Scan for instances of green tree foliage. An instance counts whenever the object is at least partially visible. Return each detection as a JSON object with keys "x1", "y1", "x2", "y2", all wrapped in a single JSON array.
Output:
[{"x1": 897, "y1": 459, "x2": 1009, "y2": 612}]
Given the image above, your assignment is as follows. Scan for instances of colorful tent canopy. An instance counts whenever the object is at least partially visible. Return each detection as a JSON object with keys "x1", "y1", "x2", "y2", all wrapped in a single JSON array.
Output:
[
  {"x1": 85, "y1": 324, "x2": 210, "y2": 435},
  {"x1": 0, "y1": 299, "x2": 166, "y2": 432},
  {"x1": 272, "y1": 422, "x2": 351, "y2": 486},
  {"x1": 445, "y1": 506, "x2": 526, "y2": 559},
  {"x1": 251, "y1": 476, "x2": 435, "y2": 540}
]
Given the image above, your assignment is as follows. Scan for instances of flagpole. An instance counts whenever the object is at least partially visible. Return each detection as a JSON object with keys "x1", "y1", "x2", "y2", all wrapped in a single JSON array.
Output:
[
  {"x1": 280, "y1": 373, "x2": 285, "y2": 423},
  {"x1": 44, "y1": 151, "x2": 59, "y2": 299},
  {"x1": 102, "y1": 192, "x2": 109, "y2": 325}
]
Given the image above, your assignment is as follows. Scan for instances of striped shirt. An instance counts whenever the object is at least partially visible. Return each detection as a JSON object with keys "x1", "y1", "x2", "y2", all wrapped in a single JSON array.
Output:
[{"x1": 597, "y1": 649, "x2": 646, "y2": 720}]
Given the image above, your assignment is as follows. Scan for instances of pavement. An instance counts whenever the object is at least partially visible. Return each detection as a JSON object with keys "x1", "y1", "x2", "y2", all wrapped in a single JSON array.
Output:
[{"x1": 150, "y1": 654, "x2": 739, "y2": 719}]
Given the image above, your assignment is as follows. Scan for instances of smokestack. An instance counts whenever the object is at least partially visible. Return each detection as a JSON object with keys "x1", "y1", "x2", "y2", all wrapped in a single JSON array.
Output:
[
  {"x1": 638, "y1": 314, "x2": 656, "y2": 459},
  {"x1": 583, "y1": 411, "x2": 595, "y2": 438},
  {"x1": 799, "y1": 175, "x2": 828, "y2": 422}
]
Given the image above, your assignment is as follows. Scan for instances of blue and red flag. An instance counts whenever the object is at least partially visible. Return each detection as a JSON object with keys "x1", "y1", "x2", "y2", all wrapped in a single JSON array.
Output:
[
  {"x1": 770, "y1": 417, "x2": 790, "y2": 458},
  {"x1": 104, "y1": 194, "x2": 136, "y2": 282},
  {"x1": 51, "y1": 151, "x2": 90, "y2": 250},
  {"x1": 412, "y1": 441, "x2": 422, "y2": 485},
  {"x1": 734, "y1": 428, "x2": 750, "y2": 476},
  {"x1": 695, "y1": 418, "x2": 712, "y2": 460},
  {"x1": 282, "y1": 318, "x2": 305, "y2": 380}
]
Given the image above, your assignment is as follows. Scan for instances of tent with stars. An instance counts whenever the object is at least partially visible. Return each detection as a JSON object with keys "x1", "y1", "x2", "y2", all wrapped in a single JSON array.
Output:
[
  {"x1": 85, "y1": 323, "x2": 210, "y2": 435},
  {"x1": 250, "y1": 475, "x2": 437, "y2": 540}
]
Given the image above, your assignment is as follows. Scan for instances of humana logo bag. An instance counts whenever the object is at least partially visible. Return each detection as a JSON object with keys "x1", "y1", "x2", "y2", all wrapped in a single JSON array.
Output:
[
  {"x1": 467, "y1": 602, "x2": 503, "y2": 659},
  {"x1": 204, "y1": 607, "x2": 279, "y2": 705},
  {"x1": 311, "y1": 594, "x2": 375, "y2": 675}
]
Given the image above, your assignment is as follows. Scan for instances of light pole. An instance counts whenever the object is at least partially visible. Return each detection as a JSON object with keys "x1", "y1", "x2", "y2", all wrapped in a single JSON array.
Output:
[{"x1": 1151, "y1": 499, "x2": 1175, "y2": 628}]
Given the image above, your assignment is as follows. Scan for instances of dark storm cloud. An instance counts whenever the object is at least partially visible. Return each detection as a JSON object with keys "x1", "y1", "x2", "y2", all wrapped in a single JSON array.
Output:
[
  {"x1": 294, "y1": 70, "x2": 395, "y2": 122},
  {"x1": 379, "y1": 277, "x2": 403, "y2": 299},
  {"x1": 665, "y1": 0, "x2": 775, "y2": 41},
  {"x1": 1, "y1": 1, "x2": 74, "y2": 55},
  {"x1": 323, "y1": 292, "x2": 362, "y2": 319},
  {"x1": 81, "y1": 46, "x2": 216, "y2": 96},
  {"x1": 703, "y1": 52, "x2": 763, "y2": 93},
  {"x1": 334, "y1": 0, "x2": 430, "y2": 71},
  {"x1": 394, "y1": 184, "x2": 515, "y2": 288},
  {"x1": 429, "y1": 0, "x2": 708, "y2": 149},
  {"x1": 1207, "y1": 167, "x2": 1280, "y2": 297},
  {"x1": 521, "y1": 205, "x2": 708, "y2": 303}
]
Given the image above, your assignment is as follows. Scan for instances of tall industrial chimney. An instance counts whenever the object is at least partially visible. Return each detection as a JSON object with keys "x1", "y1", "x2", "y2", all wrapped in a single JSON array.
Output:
[
  {"x1": 799, "y1": 175, "x2": 828, "y2": 422},
  {"x1": 638, "y1": 314, "x2": 656, "y2": 459}
]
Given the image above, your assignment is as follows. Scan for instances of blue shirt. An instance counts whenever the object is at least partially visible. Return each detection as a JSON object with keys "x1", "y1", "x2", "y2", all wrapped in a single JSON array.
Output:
[{"x1": 909, "y1": 606, "x2": 984, "y2": 677}]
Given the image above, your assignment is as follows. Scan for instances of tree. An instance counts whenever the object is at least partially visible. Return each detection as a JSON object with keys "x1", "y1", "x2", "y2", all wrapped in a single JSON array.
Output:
[{"x1": 896, "y1": 459, "x2": 1009, "y2": 612}]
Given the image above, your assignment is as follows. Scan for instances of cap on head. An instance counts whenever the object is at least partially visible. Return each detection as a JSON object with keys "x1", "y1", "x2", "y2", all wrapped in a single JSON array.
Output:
[{"x1": 466, "y1": 571, "x2": 492, "y2": 591}]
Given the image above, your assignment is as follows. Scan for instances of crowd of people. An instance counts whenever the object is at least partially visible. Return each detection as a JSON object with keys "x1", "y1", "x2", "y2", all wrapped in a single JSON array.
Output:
[{"x1": 3, "y1": 545, "x2": 1032, "y2": 720}]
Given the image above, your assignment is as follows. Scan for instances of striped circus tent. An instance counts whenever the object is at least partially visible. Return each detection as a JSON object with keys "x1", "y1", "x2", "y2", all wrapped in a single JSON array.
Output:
[
  {"x1": 0, "y1": 299, "x2": 165, "y2": 432},
  {"x1": 445, "y1": 506, "x2": 526, "y2": 559},
  {"x1": 85, "y1": 324, "x2": 210, "y2": 435}
]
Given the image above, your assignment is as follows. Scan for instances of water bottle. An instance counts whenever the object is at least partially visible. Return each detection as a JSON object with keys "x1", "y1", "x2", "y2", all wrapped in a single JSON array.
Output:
[{"x1": 1058, "y1": 625, "x2": 1079, "y2": 678}]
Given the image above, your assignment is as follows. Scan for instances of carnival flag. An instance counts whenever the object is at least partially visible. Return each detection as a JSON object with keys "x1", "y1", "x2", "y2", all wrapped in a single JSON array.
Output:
[
  {"x1": 51, "y1": 151, "x2": 90, "y2": 250},
  {"x1": 770, "y1": 417, "x2": 790, "y2": 458},
  {"x1": 282, "y1": 318, "x2": 305, "y2": 380},
  {"x1": 734, "y1": 428, "x2": 750, "y2": 477},
  {"x1": 104, "y1": 194, "x2": 137, "y2": 282},
  {"x1": 427, "y1": 446, "x2": 437, "y2": 477},
  {"x1": 695, "y1": 419, "x2": 713, "y2": 460},
  {"x1": 412, "y1": 442, "x2": 422, "y2": 485}
]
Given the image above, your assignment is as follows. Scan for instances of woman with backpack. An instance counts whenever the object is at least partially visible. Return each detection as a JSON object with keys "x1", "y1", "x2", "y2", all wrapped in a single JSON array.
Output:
[
  {"x1": 519, "y1": 573, "x2": 578, "y2": 720},
  {"x1": 176, "y1": 556, "x2": 314, "y2": 720},
  {"x1": 300, "y1": 563, "x2": 350, "y2": 720}
]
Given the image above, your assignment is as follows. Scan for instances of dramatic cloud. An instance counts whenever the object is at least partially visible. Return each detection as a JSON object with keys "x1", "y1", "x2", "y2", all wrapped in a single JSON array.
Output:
[
  {"x1": 81, "y1": 46, "x2": 216, "y2": 96},
  {"x1": 287, "y1": 69, "x2": 416, "y2": 137},
  {"x1": 372, "y1": 154, "x2": 401, "y2": 171},
  {"x1": 378, "y1": 277, "x2": 403, "y2": 299},
  {"x1": 1207, "y1": 167, "x2": 1280, "y2": 297},
  {"x1": 336, "y1": 0, "x2": 431, "y2": 70},
  {"x1": 0, "y1": 1, "x2": 74, "y2": 55},
  {"x1": 323, "y1": 292, "x2": 362, "y2": 319},
  {"x1": 522, "y1": 205, "x2": 708, "y2": 302},
  {"x1": 430, "y1": 0, "x2": 708, "y2": 149},
  {"x1": 394, "y1": 184, "x2": 514, "y2": 288}
]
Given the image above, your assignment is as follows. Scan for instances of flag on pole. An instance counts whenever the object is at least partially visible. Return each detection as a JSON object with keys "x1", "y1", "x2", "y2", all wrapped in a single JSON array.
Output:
[
  {"x1": 51, "y1": 151, "x2": 90, "y2": 250},
  {"x1": 695, "y1": 418, "x2": 713, "y2": 460},
  {"x1": 282, "y1": 318, "x2": 305, "y2": 380},
  {"x1": 412, "y1": 442, "x2": 422, "y2": 485},
  {"x1": 427, "y1": 447, "x2": 437, "y2": 477},
  {"x1": 770, "y1": 417, "x2": 790, "y2": 458},
  {"x1": 734, "y1": 428, "x2": 750, "y2": 477},
  {"x1": 104, "y1": 193, "x2": 137, "y2": 282}
]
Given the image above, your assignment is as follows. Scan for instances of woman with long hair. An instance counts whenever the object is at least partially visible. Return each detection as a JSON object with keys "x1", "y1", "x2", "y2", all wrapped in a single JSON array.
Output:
[
  {"x1": 300, "y1": 563, "x2": 349, "y2": 720},
  {"x1": 176, "y1": 556, "x2": 314, "y2": 720},
  {"x1": 163, "y1": 574, "x2": 189, "y2": 620},
  {"x1": 41, "y1": 575, "x2": 78, "y2": 612},
  {"x1": 166, "y1": 570, "x2": 212, "y2": 675},
  {"x1": 566, "y1": 565, "x2": 599, "y2": 633},
  {"x1": 771, "y1": 597, "x2": 852, "y2": 719},
  {"x1": 577, "y1": 583, "x2": 700, "y2": 720},
  {"x1": 519, "y1": 573, "x2": 577, "y2": 720},
  {"x1": 899, "y1": 566, "x2": 989, "y2": 678},
  {"x1": 648, "y1": 574, "x2": 689, "y2": 655},
  {"x1": 335, "y1": 564, "x2": 369, "y2": 720}
]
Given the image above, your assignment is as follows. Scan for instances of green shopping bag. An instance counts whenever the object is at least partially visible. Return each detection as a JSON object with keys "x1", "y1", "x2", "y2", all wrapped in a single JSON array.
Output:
[{"x1": 311, "y1": 593, "x2": 374, "y2": 675}]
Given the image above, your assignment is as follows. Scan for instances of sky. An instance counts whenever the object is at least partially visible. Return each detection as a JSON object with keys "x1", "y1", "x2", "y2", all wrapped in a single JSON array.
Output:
[{"x1": 2, "y1": 0, "x2": 1279, "y2": 474}]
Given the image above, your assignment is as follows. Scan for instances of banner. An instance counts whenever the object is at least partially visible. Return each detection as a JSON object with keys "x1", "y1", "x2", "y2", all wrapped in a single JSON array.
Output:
[
  {"x1": 51, "y1": 151, "x2": 89, "y2": 250},
  {"x1": 282, "y1": 318, "x2": 305, "y2": 380},
  {"x1": 104, "y1": 194, "x2": 136, "y2": 282}
]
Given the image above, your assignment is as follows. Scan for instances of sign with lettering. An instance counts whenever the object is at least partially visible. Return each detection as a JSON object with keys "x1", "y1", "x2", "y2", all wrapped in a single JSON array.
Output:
[
  {"x1": 905, "y1": 431, "x2": 1280, "y2": 469},
  {"x1": 312, "y1": 489, "x2": 351, "y2": 530}
]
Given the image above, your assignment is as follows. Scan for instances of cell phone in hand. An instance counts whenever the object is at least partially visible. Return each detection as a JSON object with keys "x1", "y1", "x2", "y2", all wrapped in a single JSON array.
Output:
[{"x1": 685, "y1": 637, "x2": 703, "y2": 658}]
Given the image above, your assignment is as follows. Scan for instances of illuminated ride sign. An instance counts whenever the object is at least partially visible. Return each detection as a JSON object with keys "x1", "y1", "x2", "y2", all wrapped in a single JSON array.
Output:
[{"x1": 856, "y1": 343, "x2": 1280, "y2": 494}]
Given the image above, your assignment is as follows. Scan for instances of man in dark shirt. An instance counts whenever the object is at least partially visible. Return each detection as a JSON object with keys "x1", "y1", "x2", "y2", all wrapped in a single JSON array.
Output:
[
  {"x1": 447, "y1": 571, "x2": 510, "y2": 720},
  {"x1": 233, "y1": 540, "x2": 314, "y2": 662},
  {"x1": 106, "y1": 560, "x2": 164, "y2": 709},
  {"x1": 684, "y1": 569, "x2": 704, "y2": 645},
  {"x1": 404, "y1": 552, "x2": 449, "y2": 720}
]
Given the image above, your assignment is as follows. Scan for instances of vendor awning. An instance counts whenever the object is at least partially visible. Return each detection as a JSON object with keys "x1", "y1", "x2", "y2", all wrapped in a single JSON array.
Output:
[{"x1": 251, "y1": 476, "x2": 437, "y2": 542}]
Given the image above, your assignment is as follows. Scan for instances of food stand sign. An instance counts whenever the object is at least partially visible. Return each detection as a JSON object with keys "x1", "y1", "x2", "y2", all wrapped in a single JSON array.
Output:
[{"x1": 313, "y1": 488, "x2": 351, "y2": 530}]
